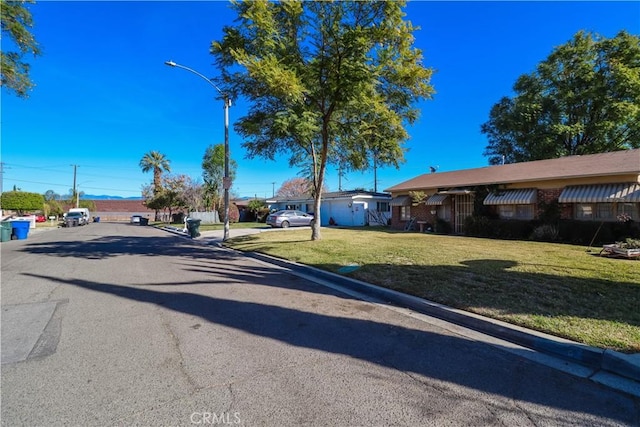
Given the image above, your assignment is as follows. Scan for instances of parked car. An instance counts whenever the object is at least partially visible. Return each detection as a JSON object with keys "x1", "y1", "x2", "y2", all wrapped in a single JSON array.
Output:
[
  {"x1": 266, "y1": 210, "x2": 314, "y2": 228},
  {"x1": 130, "y1": 215, "x2": 142, "y2": 224},
  {"x1": 64, "y1": 211, "x2": 88, "y2": 226},
  {"x1": 20, "y1": 214, "x2": 46, "y2": 222},
  {"x1": 68, "y1": 208, "x2": 91, "y2": 225}
]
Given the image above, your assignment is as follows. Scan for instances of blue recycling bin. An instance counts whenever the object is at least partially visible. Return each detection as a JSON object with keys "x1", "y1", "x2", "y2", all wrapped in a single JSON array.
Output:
[{"x1": 10, "y1": 220, "x2": 30, "y2": 240}]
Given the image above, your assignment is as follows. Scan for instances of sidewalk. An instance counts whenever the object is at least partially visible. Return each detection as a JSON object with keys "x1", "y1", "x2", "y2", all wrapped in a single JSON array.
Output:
[{"x1": 162, "y1": 226, "x2": 640, "y2": 397}]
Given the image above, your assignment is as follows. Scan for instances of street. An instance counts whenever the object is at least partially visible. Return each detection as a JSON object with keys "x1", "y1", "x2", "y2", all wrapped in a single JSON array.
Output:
[{"x1": 1, "y1": 222, "x2": 638, "y2": 426}]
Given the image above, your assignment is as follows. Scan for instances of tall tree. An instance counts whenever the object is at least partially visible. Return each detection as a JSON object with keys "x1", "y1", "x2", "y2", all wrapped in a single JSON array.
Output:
[
  {"x1": 201, "y1": 144, "x2": 237, "y2": 211},
  {"x1": 211, "y1": 0, "x2": 434, "y2": 240},
  {"x1": 139, "y1": 151, "x2": 171, "y2": 195},
  {"x1": 276, "y1": 177, "x2": 312, "y2": 199},
  {"x1": 482, "y1": 30, "x2": 640, "y2": 165},
  {"x1": 1, "y1": 0, "x2": 40, "y2": 97}
]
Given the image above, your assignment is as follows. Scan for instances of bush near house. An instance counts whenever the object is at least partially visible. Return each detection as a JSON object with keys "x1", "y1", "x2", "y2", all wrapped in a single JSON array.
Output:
[
  {"x1": 463, "y1": 217, "x2": 640, "y2": 245},
  {"x1": 217, "y1": 203, "x2": 240, "y2": 224}
]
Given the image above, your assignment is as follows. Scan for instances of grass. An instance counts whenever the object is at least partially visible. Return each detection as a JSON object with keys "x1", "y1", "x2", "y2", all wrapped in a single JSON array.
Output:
[
  {"x1": 225, "y1": 227, "x2": 640, "y2": 353},
  {"x1": 199, "y1": 221, "x2": 266, "y2": 231}
]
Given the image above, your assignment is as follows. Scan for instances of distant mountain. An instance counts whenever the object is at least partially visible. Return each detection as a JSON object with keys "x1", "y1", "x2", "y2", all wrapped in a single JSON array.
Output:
[{"x1": 82, "y1": 194, "x2": 143, "y2": 200}]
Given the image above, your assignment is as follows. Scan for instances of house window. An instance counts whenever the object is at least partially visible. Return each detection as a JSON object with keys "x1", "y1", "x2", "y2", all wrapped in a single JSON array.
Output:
[
  {"x1": 617, "y1": 203, "x2": 639, "y2": 221},
  {"x1": 376, "y1": 202, "x2": 390, "y2": 212},
  {"x1": 596, "y1": 204, "x2": 614, "y2": 220},
  {"x1": 516, "y1": 205, "x2": 534, "y2": 219},
  {"x1": 437, "y1": 204, "x2": 451, "y2": 221},
  {"x1": 400, "y1": 206, "x2": 411, "y2": 221},
  {"x1": 497, "y1": 205, "x2": 534, "y2": 220},
  {"x1": 575, "y1": 203, "x2": 635, "y2": 221},
  {"x1": 575, "y1": 204, "x2": 594, "y2": 220}
]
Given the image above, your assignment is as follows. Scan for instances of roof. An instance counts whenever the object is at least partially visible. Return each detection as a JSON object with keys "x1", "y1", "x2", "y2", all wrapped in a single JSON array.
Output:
[
  {"x1": 322, "y1": 190, "x2": 391, "y2": 200},
  {"x1": 385, "y1": 149, "x2": 640, "y2": 193},
  {"x1": 268, "y1": 190, "x2": 391, "y2": 203}
]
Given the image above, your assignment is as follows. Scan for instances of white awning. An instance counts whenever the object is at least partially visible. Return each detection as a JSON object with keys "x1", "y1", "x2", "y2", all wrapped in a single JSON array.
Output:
[
  {"x1": 425, "y1": 194, "x2": 450, "y2": 206},
  {"x1": 558, "y1": 183, "x2": 640, "y2": 203},
  {"x1": 390, "y1": 195, "x2": 411, "y2": 207},
  {"x1": 484, "y1": 189, "x2": 537, "y2": 205}
]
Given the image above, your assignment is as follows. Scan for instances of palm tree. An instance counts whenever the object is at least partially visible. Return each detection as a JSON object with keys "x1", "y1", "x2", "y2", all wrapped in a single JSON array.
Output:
[{"x1": 139, "y1": 151, "x2": 171, "y2": 195}]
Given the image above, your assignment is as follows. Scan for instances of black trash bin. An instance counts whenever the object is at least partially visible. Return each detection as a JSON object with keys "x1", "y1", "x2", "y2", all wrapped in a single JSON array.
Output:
[
  {"x1": 139, "y1": 217, "x2": 149, "y2": 226},
  {"x1": 186, "y1": 218, "x2": 201, "y2": 238}
]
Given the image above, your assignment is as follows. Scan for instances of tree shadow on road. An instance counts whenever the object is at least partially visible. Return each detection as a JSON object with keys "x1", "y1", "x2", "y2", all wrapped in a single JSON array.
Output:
[{"x1": 23, "y1": 272, "x2": 640, "y2": 424}]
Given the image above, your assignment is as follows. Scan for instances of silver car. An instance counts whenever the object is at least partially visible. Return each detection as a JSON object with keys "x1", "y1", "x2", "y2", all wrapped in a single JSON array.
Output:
[{"x1": 266, "y1": 210, "x2": 314, "y2": 228}]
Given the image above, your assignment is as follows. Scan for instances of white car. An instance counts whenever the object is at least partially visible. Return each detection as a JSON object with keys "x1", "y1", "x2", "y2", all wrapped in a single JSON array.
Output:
[{"x1": 130, "y1": 215, "x2": 142, "y2": 224}]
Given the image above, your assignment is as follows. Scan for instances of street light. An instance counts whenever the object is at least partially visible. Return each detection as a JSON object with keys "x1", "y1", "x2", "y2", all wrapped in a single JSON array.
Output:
[
  {"x1": 76, "y1": 181, "x2": 92, "y2": 208},
  {"x1": 164, "y1": 60, "x2": 232, "y2": 241}
]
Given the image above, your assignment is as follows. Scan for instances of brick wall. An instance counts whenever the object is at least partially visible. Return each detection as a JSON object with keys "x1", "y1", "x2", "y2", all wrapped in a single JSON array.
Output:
[
  {"x1": 536, "y1": 189, "x2": 572, "y2": 219},
  {"x1": 391, "y1": 204, "x2": 439, "y2": 230}
]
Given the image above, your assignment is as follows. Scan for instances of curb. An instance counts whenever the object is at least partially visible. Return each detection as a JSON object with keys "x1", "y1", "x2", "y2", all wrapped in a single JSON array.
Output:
[
  {"x1": 156, "y1": 226, "x2": 640, "y2": 388},
  {"x1": 242, "y1": 250, "x2": 640, "y2": 385}
]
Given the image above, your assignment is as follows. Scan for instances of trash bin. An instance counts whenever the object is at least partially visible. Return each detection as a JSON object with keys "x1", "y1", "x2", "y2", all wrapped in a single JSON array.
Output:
[
  {"x1": 186, "y1": 218, "x2": 201, "y2": 238},
  {"x1": 10, "y1": 220, "x2": 30, "y2": 240},
  {"x1": 139, "y1": 217, "x2": 149, "y2": 226},
  {"x1": 94, "y1": 216, "x2": 100, "y2": 223},
  {"x1": 1, "y1": 221, "x2": 12, "y2": 242}
]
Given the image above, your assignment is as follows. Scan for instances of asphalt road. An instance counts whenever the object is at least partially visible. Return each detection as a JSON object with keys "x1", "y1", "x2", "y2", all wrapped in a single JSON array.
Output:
[{"x1": 1, "y1": 222, "x2": 638, "y2": 426}]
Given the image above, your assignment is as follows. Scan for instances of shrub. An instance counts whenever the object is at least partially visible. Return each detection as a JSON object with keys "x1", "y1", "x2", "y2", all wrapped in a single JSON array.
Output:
[
  {"x1": 435, "y1": 218, "x2": 451, "y2": 234},
  {"x1": 218, "y1": 203, "x2": 240, "y2": 223},
  {"x1": 616, "y1": 238, "x2": 640, "y2": 249},
  {"x1": 464, "y1": 216, "x2": 492, "y2": 237},
  {"x1": 530, "y1": 224, "x2": 560, "y2": 242},
  {"x1": 1, "y1": 191, "x2": 44, "y2": 214}
]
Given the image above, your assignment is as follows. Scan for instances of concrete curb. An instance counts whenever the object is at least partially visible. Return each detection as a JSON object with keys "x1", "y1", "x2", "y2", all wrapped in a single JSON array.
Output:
[
  {"x1": 157, "y1": 226, "x2": 640, "y2": 387},
  {"x1": 241, "y1": 250, "x2": 640, "y2": 385}
]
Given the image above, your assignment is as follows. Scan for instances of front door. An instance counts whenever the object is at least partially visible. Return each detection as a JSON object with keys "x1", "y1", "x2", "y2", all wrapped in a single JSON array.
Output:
[{"x1": 454, "y1": 194, "x2": 474, "y2": 234}]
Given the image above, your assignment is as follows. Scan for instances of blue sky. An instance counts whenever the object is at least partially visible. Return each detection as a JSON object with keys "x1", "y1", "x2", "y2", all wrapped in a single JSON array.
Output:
[{"x1": 2, "y1": 1, "x2": 638, "y2": 199}]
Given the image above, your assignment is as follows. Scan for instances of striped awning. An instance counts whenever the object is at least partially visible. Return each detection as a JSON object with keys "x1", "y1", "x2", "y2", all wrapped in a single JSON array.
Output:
[
  {"x1": 390, "y1": 195, "x2": 411, "y2": 207},
  {"x1": 558, "y1": 183, "x2": 640, "y2": 203},
  {"x1": 483, "y1": 189, "x2": 537, "y2": 205},
  {"x1": 425, "y1": 194, "x2": 450, "y2": 206}
]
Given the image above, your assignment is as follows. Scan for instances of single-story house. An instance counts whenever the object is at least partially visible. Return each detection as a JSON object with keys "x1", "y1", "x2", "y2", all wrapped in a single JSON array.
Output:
[
  {"x1": 385, "y1": 149, "x2": 640, "y2": 234},
  {"x1": 267, "y1": 190, "x2": 392, "y2": 226}
]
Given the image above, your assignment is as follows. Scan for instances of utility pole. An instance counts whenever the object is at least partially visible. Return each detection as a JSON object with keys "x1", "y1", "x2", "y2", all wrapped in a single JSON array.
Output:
[
  {"x1": 0, "y1": 162, "x2": 4, "y2": 196},
  {"x1": 71, "y1": 164, "x2": 78, "y2": 208},
  {"x1": 271, "y1": 182, "x2": 275, "y2": 198},
  {"x1": 0, "y1": 162, "x2": 4, "y2": 216}
]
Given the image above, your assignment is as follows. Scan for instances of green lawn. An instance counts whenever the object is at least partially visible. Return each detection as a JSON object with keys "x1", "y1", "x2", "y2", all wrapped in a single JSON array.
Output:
[
  {"x1": 225, "y1": 227, "x2": 640, "y2": 353},
  {"x1": 199, "y1": 222, "x2": 266, "y2": 231}
]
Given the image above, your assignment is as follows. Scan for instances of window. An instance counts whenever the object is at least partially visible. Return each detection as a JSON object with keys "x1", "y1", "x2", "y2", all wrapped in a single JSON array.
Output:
[
  {"x1": 618, "y1": 203, "x2": 639, "y2": 221},
  {"x1": 575, "y1": 203, "x2": 637, "y2": 221},
  {"x1": 400, "y1": 206, "x2": 411, "y2": 221},
  {"x1": 376, "y1": 202, "x2": 390, "y2": 212},
  {"x1": 516, "y1": 205, "x2": 534, "y2": 220},
  {"x1": 437, "y1": 204, "x2": 451, "y2": 221},
  {"x1": 575, "y1": 204, "x2": 594, "y2": 220},
  {"x1": 497, "y1": 205, "x2": 534, "y2": 220},
  {"x1": 497, "y1": 205, "x2": 514, "y2": 219}
]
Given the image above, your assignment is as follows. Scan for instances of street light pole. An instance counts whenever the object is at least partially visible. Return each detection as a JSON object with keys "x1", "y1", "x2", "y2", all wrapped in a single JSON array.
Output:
[{"x1": 164, "y1": 60, "x2": 231, "y2": 241}]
